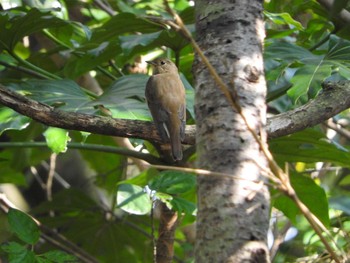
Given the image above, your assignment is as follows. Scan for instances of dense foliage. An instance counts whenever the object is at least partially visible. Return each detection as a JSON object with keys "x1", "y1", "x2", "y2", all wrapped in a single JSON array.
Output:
[{"x1": 0, "y1": 0, "x2": 350, "y2": 262}]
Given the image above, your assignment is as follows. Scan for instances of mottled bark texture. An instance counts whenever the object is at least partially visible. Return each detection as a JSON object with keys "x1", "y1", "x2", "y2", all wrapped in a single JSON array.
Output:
[{"x1": 194, "y1": 1, "x2": 270, "y2": 262}]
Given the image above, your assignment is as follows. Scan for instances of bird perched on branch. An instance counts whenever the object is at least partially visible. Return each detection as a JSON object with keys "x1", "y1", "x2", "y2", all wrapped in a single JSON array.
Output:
[{"x1": 145, "y1": 58, "x2": 186, "y2": 161}]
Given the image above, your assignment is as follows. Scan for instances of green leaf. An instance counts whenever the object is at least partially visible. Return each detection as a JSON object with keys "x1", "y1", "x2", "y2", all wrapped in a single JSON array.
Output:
[
  {"x1": 0, "y1": 107, "x2": 30, "y2": 135},
  {"x1": 119, "y1": 31, "x2": 162, "y2": 56},
  {"x1": 64, "y1": 40, "x2": 122, "y2": 78},
  {"x1": 0, "y1": 8, "x2": 68, "y2": 51},
  {"x1": 269, "y1": 129, "x2": 350, "y2": 166},
  {"x1": 120, "y1": 168, "x2": 159, "y2": 187},
  {"x1": 265, "y1": 36, "x2": 350, "y2": 103},
  {"x1": 264, "y1": 11, "x2": 304, "y2": 30},
  {"x1": 96, "y1": 74, "x2": 150, "y2": 120},
  {"x1": 170, "y1": 196, "x2": 196, "y2": 215},
  {"x1": 116, "y1": 184, "x2": 152, "y2": 215},
  {"x1": 288, "y1": 62, "x2": 332, "y2": 102},
  {"x1": 40, "y1": 250, "x2": 78, "y2": 263},
  {"x1": 7, "y1": 79, "x2": 94, "y2": 112},
  {"x1": 47, "y1": 21, "x2": 91, "y2": 49},
  {"x1": 91, "y1": 13, "x2": 164, "y2": 43},
  {"x1": 8, "y1": 208, "x2": 40, "y2": 245},
  {"x1": 0, "y1": 164, "x2": 26, "y2": 185},
  {"x1": 1, "y1": 242, "x2": 36, "y2": 263},
  {"x1": 149, "y1": 170, "x2": 196, "y2": 194},
  {"x1": 43, "y1": 127, "x2": 70, "y2": 153},
  {"x1": 265, "y1": 41, "x2": 316, "y2": 62},
  {"x1": 273, "y1": 173, "x2": 329, "y2": 226}
]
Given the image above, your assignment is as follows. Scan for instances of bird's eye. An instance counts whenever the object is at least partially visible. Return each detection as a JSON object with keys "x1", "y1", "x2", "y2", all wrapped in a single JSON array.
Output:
[{"x1": 160, "y1": 61, "x2": 166, "y2": 65}]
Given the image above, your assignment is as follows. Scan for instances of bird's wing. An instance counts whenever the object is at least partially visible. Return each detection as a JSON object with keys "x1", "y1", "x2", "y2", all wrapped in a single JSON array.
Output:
[{"x1": 145, "y1": 76, "x2": 171, "y2": 141}]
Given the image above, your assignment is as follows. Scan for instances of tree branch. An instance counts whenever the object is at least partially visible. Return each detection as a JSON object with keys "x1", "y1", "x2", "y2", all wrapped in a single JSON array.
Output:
[
  {"x1": 267, "y1": 81, "x2": 350, "y2": 139},
  {"x1": 1, "y1": 82, "x2": 350, "y2": 142}
]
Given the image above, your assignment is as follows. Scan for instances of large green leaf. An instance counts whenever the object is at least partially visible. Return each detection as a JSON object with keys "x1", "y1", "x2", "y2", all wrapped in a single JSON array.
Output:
[
  {"x1": 119, "y1": 31, "x2": 163, "y2": 56},
  {"x1": 269, "y1": 129, "x2": 350, "y2": 166},
  {"x1": 7, "y1": 208, "x2": 40, "y2": 245},
  {"x1": 96, "y1": 74, "x2": 150, "y2": 120},
  {"x1": 64, "y1": 40, "x2": 122, "y2": 78},
  {"x1": 0, "y1": 107, "x2": 30, "y2": 135},
  {"x1": 265, "y1": 35, "x2": 350, "y2": 103},
  {"x1": 116, "y1": 184, "x2": 152, "y2": 215},
  {"x1": 0, "y1": 8, "x2": 68, "y2": 51},
  {"x1": 149, "y1": 170, "x2": 196, "y2": 194},
  {"x1": 273, "y1": 173, "x2": 329, "y2": 226},
  {"x1": 90, "y1": 13, "x2": 164, "y2": 44},
  {"x1": 7, "y1": 79, "x2": 94, "y2": 112}
]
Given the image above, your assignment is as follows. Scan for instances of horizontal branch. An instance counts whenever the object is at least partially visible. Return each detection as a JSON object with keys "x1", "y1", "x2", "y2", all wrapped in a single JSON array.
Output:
[
  {"x1": 267, "y1": 81, "x2": 350, "y2": 139},
  {"x1": 1, "y1": 81, "x2": 350, "y2": 143}
]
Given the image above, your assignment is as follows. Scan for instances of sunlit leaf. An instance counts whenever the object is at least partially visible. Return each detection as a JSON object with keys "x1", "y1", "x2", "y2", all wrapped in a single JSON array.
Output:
[
  {"x1": 265, "y1": 11, "x2": 304, "y2": 30},
  {"x1": 149, "y1": 170, "x2": 196, "y2": 194},
  {"x1": 116, "y1": 184, "x2": 152, "y2": 215},
  {"x1": 43, "y1": 127, "x2": 70, "y2": 153},
  {"x1": 0, "y1": 108, "x2": 30, "y2": 135}
]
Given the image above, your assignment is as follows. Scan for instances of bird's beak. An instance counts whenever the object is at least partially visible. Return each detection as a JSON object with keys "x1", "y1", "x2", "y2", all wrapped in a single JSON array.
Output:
[{"x1": 146, "y1": 61, "x2": 156, "y2": 66}]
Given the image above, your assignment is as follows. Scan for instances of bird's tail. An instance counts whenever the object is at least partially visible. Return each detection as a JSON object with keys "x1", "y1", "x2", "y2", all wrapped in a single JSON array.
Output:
[
  {"x1": 169, "y1": 119, "x2": 183, "y2": 161},
  {"x1": 171, "y1": 131, "x2": 183, "y2": 161}
]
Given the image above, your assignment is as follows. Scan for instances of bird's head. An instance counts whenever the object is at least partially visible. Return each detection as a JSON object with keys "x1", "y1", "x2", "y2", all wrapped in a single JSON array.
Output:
[{"x1": 146, "y1": 58, "x2": 178, "y2": 74}]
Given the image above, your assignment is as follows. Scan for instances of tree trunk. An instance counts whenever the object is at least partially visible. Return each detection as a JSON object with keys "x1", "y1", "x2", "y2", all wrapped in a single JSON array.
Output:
[{"x1": 194, "y1": 1, "x2": 270, "y2": 262}]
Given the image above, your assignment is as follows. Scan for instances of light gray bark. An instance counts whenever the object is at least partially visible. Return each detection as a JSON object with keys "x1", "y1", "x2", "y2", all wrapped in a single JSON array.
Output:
[{"x1": 194, "y1": 1, "x2": 270, "y2": 262}]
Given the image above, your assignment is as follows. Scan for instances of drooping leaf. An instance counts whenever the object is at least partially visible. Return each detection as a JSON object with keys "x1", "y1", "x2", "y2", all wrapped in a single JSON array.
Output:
[
  {"x1": 273, "y1": 173, "x2": 329, "y2": 226},
  {"x1": 64, "y1": 40, "x2": 122, "y2": 78},
  {"x1": 264, "y1": 11, "x2": 304, "y2": 30},
  {"x1": 0, "y1": 107, "x2": 30, "y2": 135},
  {"x1": 0, "y1": 8, "x2": 67, "y2": 51},
  {"x1": 149, "y1": 170, "x2": 196, "y2": 194},
  {"x1": 269, "y1": 129, "x2": 350, "y2": 166},
  {"x1": 116, "y1": 184, "x2": 152, "y2": 215},
  {"x1": 7, "y1": 208, "x2": 40, "y2": 245},
  {"x1": 90, "y1": 13, "x2": 164, "y2": 44},
  {"x1": 7, "y1": 79, "x2": 95, "y2": 112},
  {"x1": 119, "y1": 31, "x2": 162, "y2": 56}
]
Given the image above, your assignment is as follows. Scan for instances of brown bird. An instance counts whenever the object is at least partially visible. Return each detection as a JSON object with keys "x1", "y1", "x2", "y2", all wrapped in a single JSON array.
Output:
[{"x1": 145, "y1": 58, "x2": 186, "y2": 161}]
